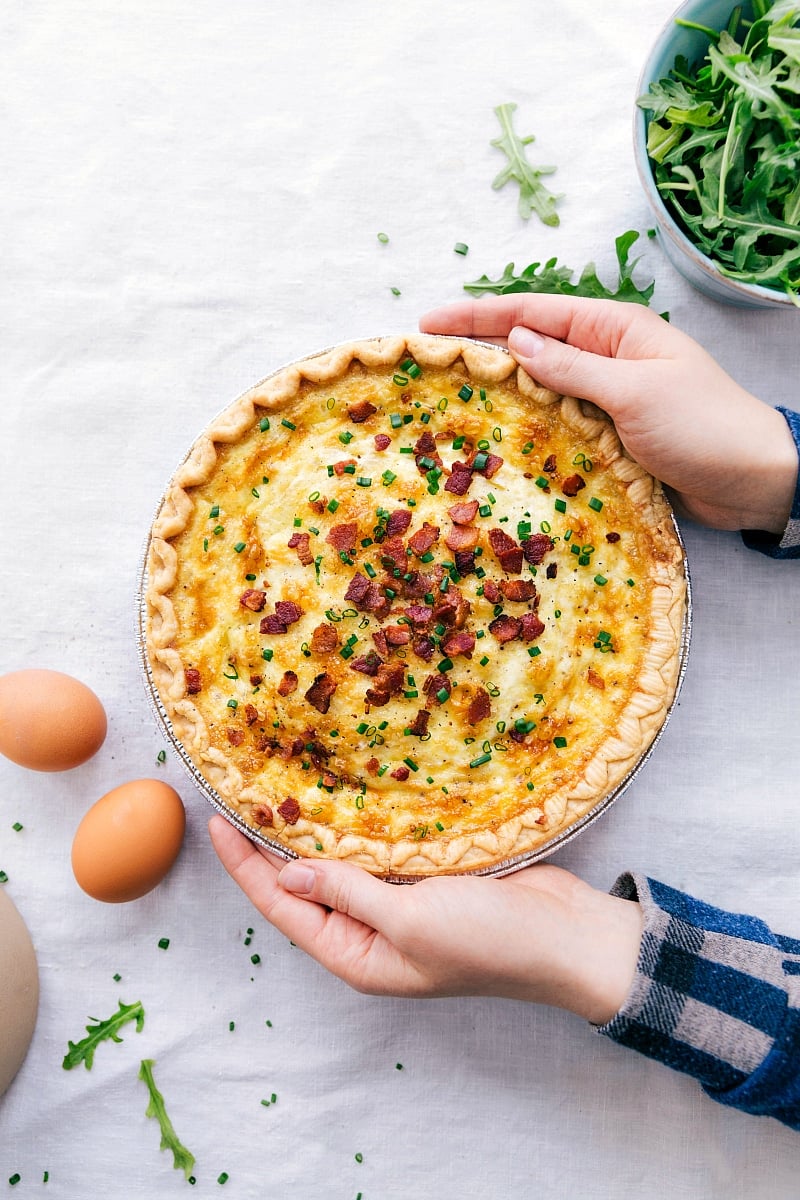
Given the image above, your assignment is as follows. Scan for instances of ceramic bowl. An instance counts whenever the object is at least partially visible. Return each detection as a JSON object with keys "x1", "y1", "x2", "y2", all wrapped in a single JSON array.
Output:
[{"x1": 634, "y1": 0, "x2": 797, "y2": 309}]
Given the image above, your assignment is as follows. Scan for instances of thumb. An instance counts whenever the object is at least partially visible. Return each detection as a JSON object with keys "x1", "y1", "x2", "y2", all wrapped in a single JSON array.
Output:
[
  {"x1": 278, "y1": 856, "x2": 402, "y2": 931},
  {"x1": 508, "y1": 325, "x2": 639, "y2": 417}
]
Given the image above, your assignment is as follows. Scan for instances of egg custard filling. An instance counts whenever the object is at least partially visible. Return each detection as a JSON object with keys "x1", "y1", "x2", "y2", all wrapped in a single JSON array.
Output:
[{"x1": 144, "y1": 335, "x2": 687, "y2": 876}]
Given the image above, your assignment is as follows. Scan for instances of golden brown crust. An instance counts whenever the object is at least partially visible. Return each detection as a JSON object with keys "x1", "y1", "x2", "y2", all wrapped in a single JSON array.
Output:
[{"x1": 144, "y1": 335, "x2": 686, "y2": 876}]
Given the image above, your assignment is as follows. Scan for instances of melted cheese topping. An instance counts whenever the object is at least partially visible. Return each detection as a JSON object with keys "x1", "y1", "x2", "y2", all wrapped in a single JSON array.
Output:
[{"x1": 147, "y1": 342, "x2": 685, "y2": 875}]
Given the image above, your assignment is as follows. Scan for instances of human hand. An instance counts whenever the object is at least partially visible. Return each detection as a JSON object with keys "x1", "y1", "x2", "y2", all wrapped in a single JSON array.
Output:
[
  {"x1": 420, "y1": 295, "x2": 797, "y2": 535},
  {"x1": 209, "y1": 815, "x2": 642, "y2": 1025}
]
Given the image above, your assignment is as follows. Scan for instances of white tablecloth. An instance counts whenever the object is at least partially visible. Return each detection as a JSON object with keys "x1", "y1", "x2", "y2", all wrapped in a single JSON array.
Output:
[{"x1": 2, "y1": 1, "x2": 799, "y2": 1195}]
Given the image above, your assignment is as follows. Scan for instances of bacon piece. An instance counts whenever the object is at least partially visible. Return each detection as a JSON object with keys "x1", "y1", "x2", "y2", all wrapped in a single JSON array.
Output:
[
  {"x1": 404, "y1": 604, "x2": 433, "y2": 627},
  {"x1": 287, "y1": 531, "x2": 313, "y2": 566},
  {"x1": 365, "y1": 756, "x2": 380, "y2": 775},
  {"x1": 488, "y1": 529, "x2": 523, "y2": 574},
  {"x1": 347, "y1": 400, "x2": 377, "y2": 423},
  {"x1": 326, "y1": 522, "x2": 359, "y2": 553},
  {"x1": 304, "y1": 672, "x2": 337, "y2": 714},
  {"x1": 454, "y1": 549, "x2": 477, "y2": 576},
  {"x1": 441, "y1": 630, "x2": 475, "y2": 658},
  {"x1": 227, "y1": 728, "x2": 245, "y2": 746},
  {"x1": 432, "y1": 590, "x2": 469, "y2": 628},
  {"x1": 239, "y1": 588, "x2": 267, "y2": 612},
  {"x1": 310, "y1": 623, "x2": 339, "y2": 655},
  {"x1": 379, "y1": 535, "x2": 407, "y2": 571},
  {"x1": 413, "y1": 430, "x2": 437, "y2": 457},
  {"x1": 277, "y1": 797, "x2": 301, "y2": 825},
  {"x1": 543, "y1": 453, "x2": 557, "y2": 473},
  {"x1": 365, "y1": 661, "x2": 405, "y2": 706},
  {"x1": 397, "y1": 569, "x2": 426, "y2": 599},
  {"x1": 500, "y1": 578, "x2": 537, "y2": 603},
  {"x1": 407, "y1": 709, "x2": 430, "y2": 737},
  {"x1": 251, "y1": 804, "x2": 274, "y2": 826},
  {"x1": 386, "y1": 508, "x2": 412, "y2": 537},
  {"x1": 363, "y1": 582, "x2": 391, "y2": 617},
  {"x1": 519, "y1": 612, "x2": 545, "y2": 642},
  {"x1": 445, "y1": 524, "x2": 479, "y2": 552},
  {"x1": 260, "y1": 613, "x2": 288, "y2": 634},
  {"x1": 482, "y1": 580, "x2": 502, "y2": 605},
  {"x1": 561, "y1": 474, "x2": 586, "y2": 497},
  {"x1": 184, "y1": 668, "x2": 202, "y2": 694},
  {"x1": 606, "y1": 531, "x2": 621, "y2": 543},
  {"x1": 408, "y1": 523, "x2": 440, "y2": 557},
  {"x1": 467, "y1": 689, "x2": 491, "y2": 725},
  {"x1": 546, "y1": 563, "x2": 558, "y2": 580},
  {"x1": 384, "y1": 624, "x2": 411, "y2": 646},
  {"x1": 350, "y1": 650, "x2": 383, "y2": 676},
  {"x1": 489, "y1": 613, "x2": 522, "y2": 643},
  {"x1": 249, "y1": 674, "x2": 262, "y2": 686},
  {"x1": 423, "y1": 674, "x2": 451, "y2": 705},
  {"x1": 333, "y1": 458, "x2": 357, "y2": 476},
  {"x1": 386, "y1": 509, "x2": 413, "y2": 537},
  {"x1": 277, "y1": 670, "x2": 298, "y2": 696},
  {"x1": 391, "y1": 765, "x2": 410, "y2": 781},
  {"x1": 275, "y1": 600, "x2": 303, "y2": 625},
  {"x1": 412, "y1": 635, "x2": 436, "y2": 662},
  {"x1": 344, "y1": 573, "x2": 371, "y2": 604},
  {"x1": 244, "y1": 704, "x2": 260, "y2": 726},
  {"x1": 374, "y1": 433, "x2": 391, "y2": 451},
  {"x1": 371, "y1": 629, "x2": 389, "y2": 659},
  {"x1": 444, "y1": 462, "x2": 473, "y2": 496},
  {"x1": 521, "y1": 533, "x2": 553, "y2": 565},
  {"x1": 448, "y1": 499, "x2": 479, "y2": 525},
  {"x1": 481, "y1": 453, "x2": 504, "y2": 478}
]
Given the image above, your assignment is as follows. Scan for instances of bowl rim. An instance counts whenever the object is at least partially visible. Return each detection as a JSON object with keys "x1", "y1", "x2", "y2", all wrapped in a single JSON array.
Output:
[{"x1": 634, "y1": 0, "x2": 798, "y2": 309}]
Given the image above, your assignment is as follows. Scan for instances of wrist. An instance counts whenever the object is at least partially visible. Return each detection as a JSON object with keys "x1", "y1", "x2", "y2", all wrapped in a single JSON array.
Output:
[{"x1": 563, "y1": 886, "x2": 644, "y2": 1024}]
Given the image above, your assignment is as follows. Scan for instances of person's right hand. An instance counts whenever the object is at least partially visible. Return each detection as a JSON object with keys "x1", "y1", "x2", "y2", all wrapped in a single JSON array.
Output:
[{"x1": 420, "y1": 296, "x2": 797, "y2": 535}]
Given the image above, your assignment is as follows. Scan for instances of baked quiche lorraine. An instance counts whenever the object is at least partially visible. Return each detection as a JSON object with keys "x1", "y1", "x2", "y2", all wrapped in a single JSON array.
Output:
[{"x1": 143, "y1": 335, "x2": 687, "y2": 877}]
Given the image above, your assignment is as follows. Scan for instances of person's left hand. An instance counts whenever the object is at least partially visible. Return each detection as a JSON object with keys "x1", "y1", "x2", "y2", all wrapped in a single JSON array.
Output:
[{"x1": 209, "y1": 815, "x2": 643, "y2": 1024}]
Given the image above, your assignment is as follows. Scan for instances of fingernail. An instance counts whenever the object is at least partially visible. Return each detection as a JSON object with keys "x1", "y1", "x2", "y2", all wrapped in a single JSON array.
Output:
[
  {"x1": 509, "y1": 326, "x2": 545, "y2": 357},
  {"x1": 278, "y1": 862, "x2": 316, "y2": 894}
]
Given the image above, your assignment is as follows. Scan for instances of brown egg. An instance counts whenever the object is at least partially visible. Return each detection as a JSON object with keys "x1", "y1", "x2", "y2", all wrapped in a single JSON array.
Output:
[
  {"x1": 0, "y1": 669, "x2": 107, "y2": 772},
  {"x1": 0, "y1": 889, "x2": 39, "y2": 1097},
  {"x1": 71, "y1": 779, "x2": 186, "y2": 903}
]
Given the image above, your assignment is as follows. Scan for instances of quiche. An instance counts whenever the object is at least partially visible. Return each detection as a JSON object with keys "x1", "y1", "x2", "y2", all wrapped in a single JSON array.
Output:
[{"x1": 142, "y1": 335, "x2": 687, "y2": 877}]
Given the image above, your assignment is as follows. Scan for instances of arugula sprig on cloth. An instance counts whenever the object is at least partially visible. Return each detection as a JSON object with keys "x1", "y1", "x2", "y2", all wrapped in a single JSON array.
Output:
[
  {"x1": 491, "y1": 102, "x2": 562, "y2": 225},
  {"x1": 464, "y1": 230, "x2": 656, "y2": 305},
  {"x1": 139, "y1": 1058, "x2": 196, "y2": 1181},
  {"x1": 62, "y1": 1000, "x2": 145, "y2": 1070},
  {"x1": 637, "y1": 0, "x2": 800, "y2": 301}
]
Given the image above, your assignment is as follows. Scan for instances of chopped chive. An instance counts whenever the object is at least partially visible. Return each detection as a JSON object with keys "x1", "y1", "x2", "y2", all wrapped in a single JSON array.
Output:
[
  {"x1": 209, "y1": 504, "x2": 220, "y2": 518},
  {"x1": 469, "y1": 752, "x2": 492, "y2": 768},
  {"x1": 437, "y1": 658, "x2": 454, "y2": 673},
  {"x1": 338, "y1": 430, "x2": 354, "y2": 444},
  {"x1": 356, "y1": 477, "x2": 372, "y2": 487},
  {"x1": 259, "y1": 417, "x2": 270, "y2": 432},
  {"x1": 521, "y1": 441, "x2": 534, "y2": 454},
  {"x1": 281, "y1": 418, "x2": 296, "y2": 431},
  {"x1": 458, "y1": 384, "x2": 473, "y2": 401},
  {"x1": 588, "y1": 497, "x2": 603, "y2": 511},
  {"x1": 528, "y1": 646, "x2": 541, "y2": 658},
  {"x1": 473, "y1": 452, "x2": 489, "y2": 471},
  {"x1": 553, "y1": 736, "x2": 568, "y2": 748},
  {"x1": 158, "y1": 937, "x2": 170, "y2": 950},
  {"x1": 453, "y1": 242, "x2": 469, "y2": 255},
  {"x1": 12, "y1": 821, "x2": 23, "y2": 831},
  {"x1": 554, "y1": 498, "x2": 567, "y2": 513},
  {"x1": 478, "y1": 503, "x2": 492, "y2": 518},
  {"x1": 377, "y1": 232, "x2": 389, "y2": 243},
  {"x1": 391, "y1": 287, "x2": 401, "y2": 296},
  {"x1": 535, "y1": 476, "x2": 549, "y2": 489},
  {"x1": 390, "y1": 413, "x2": 403, "y2": 429},
  {"x1": 382, "y1": 470, "x2": 397, "y2": 485},
  {"x1": 233, "y1": 542, "x2": 246, "y2": 553},
  {"x1": 594, "y1": 575, "x2": 608, "y2": 586},
  {"x1": 393, "y1": 374, "x2": 409, "y2": 387},
  {"x1": 403, "y1": 757, "x2": 419, "y2": 772},
  {"x1": 261, "y1": 648, "x2": 273, "y2": 662},
  {"x1": 218, "y1": 1173, "x2": 229, "y2": 1185}
]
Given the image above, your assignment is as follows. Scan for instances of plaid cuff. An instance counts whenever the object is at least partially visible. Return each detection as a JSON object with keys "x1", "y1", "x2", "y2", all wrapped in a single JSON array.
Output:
[
  {"x1": 596, "y1": 873, "x2": 800, "y2": 1131},
  {"x1": 741, "y1": 406, "x2": 800, "y2": 558}
]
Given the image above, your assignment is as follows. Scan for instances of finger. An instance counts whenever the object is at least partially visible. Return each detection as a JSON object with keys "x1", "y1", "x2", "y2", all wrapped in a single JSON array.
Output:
[
  {"x1": 208, "y1": 815, "x2": 332, "y2": 944},
  {"x1": 276, "y1": 856, "x2": 407, "y2": 937},
  {"x1": 420, "y1": 295, "x2": 660, "y2": 355}
]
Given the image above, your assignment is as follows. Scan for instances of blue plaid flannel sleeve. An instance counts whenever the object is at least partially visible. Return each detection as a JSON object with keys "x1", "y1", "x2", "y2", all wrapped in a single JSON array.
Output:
[
  {"x1": 741, "y1": 406, "x2": 800, "y2": 559},
  {"x1": 596, "y1": 873, "x2": 800, "y2": 1131}
]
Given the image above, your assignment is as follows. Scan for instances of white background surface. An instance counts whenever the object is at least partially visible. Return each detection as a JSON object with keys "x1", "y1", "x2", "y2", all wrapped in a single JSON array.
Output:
[{"x1": 2, "y1": 0, "x2": 799, "y2": 1195}]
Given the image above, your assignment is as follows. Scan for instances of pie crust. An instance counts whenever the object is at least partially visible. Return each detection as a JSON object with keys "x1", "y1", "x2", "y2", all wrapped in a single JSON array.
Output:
[{"x1": 143, "y1": 335, "x2": 687, "y2": 877}]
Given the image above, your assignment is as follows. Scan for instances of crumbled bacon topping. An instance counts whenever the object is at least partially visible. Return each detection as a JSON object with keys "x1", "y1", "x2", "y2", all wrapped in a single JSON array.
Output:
[
  {"x1": 184, "y1": 668, "x2": 202, "y2": 694},
  {"x1": 304, "y1": 672, "x2": 337, "y2": 714},
  {"x1": 239, "y1": 588, "x2": 267, "y2": 612},
  {"x1": 277, "y1": 797, "x2": 301, "y2": 825},
  {"x1": 347, "y1": 400, "x2": 377, "y2": 423}
]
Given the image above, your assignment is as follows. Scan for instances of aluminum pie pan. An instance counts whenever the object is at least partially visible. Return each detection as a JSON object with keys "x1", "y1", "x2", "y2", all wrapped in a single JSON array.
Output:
[{"x1": 135, "y1": 336, "x2": 693, "y2": 883}]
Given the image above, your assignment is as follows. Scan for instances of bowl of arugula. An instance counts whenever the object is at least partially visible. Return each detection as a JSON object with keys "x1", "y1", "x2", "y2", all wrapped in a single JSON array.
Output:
[{"x1": 635, "y1": 0, "x2": 800, "y2": 308}]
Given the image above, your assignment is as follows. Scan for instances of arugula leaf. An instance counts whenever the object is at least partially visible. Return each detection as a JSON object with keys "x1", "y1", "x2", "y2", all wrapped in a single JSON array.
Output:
[
  {"x1": 490, "y1": 103, "x2": 562, "y2": 225},
  {"x1": 139, "y1": 1058, "x2": 196, "y2": 1181},
  {"x1": 464, "y1": 230, "x2": 656, "y2": 306},
  {"x1": 62, "y1": 1000, "x2": 145, "y2": 1071},
  {"x1": 637, "y1": 0, "x2": 800, "y2": 300}
]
